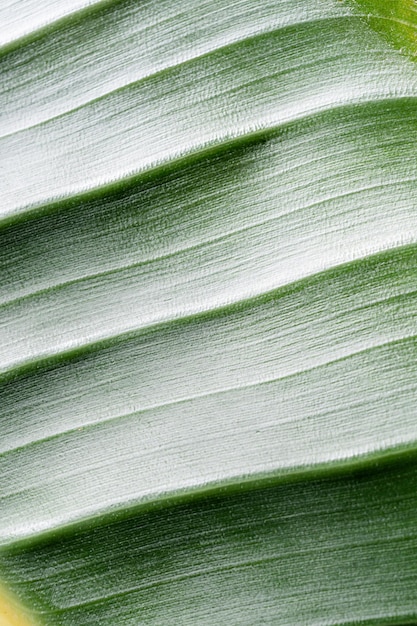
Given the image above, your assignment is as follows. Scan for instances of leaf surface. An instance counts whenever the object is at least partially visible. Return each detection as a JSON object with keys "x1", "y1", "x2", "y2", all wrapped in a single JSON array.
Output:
[{"x1": 0, "y1": 0, "x2": 416, "y2": 624}]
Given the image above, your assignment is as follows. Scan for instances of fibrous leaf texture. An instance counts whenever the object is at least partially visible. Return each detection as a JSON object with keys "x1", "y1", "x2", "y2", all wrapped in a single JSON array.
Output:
[{"x1": 0, "y1": 0, "x2": 417, "y2": 624}]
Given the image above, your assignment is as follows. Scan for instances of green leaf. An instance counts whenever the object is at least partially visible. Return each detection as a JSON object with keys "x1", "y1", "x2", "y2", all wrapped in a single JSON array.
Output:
[
  {"x1": 352, "y1": 0, "x2": 417, "y2": 58},
  {"x1": 0, "y1": 0, "x2": 416, "y2": 624}
]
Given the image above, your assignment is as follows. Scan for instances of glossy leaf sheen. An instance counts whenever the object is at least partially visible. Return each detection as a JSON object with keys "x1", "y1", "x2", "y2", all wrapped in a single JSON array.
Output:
[{"x1": 0, "y1": 0, "x2": 416, "y2": 624}]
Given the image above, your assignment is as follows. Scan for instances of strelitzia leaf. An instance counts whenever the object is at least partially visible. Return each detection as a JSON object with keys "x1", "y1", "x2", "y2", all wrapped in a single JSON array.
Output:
[
  {"x1": 353, "y1": 0, "x2": 417, "y2": 57},
  {"x1": 0, "y1": 0, "x2": 416, "y2": 624}
]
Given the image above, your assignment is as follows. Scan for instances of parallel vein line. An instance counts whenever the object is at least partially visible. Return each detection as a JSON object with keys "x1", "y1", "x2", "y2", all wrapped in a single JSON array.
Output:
[
  {"x1": 35, "y1": 534, "x2": 417, "y2": 613},
  {"x1": 0, "y1": 0, "x2": 119, "y2": 54},
  {"x1": 1, "y1": 242, "x2": 416, "y2": 381},
  {"x1": 1, "y1": 332, "x2": 416, "y2": 462},
  {"x1": 2, "y1": 94, "x2": 417, "y2": 227},
  {"x1": 0, "y1": 15, "x2": 357, "y2": 140},
  {"x1": 2, "y1": 175, "x2": 416, "y2": 310}
]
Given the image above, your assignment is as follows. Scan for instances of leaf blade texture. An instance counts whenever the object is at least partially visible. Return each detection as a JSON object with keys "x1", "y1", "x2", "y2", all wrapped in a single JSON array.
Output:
[{"x1": 0, "y1": 0, "x2": 416, "y2": 624}]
